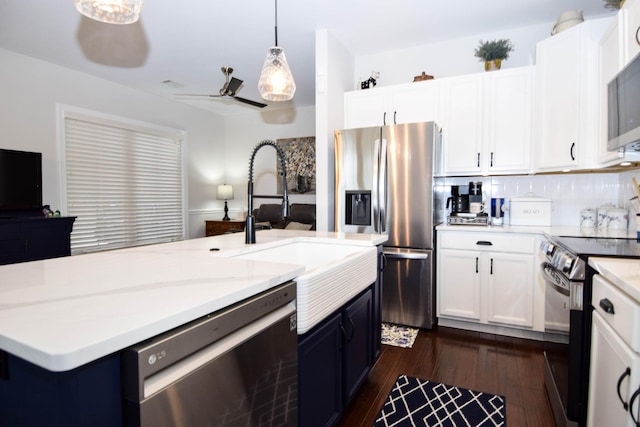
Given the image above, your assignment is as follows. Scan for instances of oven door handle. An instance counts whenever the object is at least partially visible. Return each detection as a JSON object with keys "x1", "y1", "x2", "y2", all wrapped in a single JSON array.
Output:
[{"x1": 541, "y1": 262, "x2": 570, "y2": 296}]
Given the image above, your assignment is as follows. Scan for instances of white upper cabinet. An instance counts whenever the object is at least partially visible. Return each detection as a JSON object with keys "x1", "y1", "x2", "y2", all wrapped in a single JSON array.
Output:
[
  {"x1": 439, "y1": 74, "x2": 484, "y2": 175},
  {"x1": 484, "y1": 67, "x2": 534, "y2": 175},
  {"x1": 623, "y1": 0, "x2": 640, "y2": 62},
  {"x1": 535, "y1": 19, "x2": 611, "y2": 172},
  {"x1": 343, "y1": 86, "x2": 390, "y2": 129},
  {"x1": 344, "y1": 80, "x2": 439, "y2": 129},
  {"x1": 441, "y1": 67, "x2": 534, "y2": 176}
]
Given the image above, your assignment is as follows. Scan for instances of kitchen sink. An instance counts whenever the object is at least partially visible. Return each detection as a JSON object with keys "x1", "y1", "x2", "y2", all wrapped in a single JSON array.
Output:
[{"x1": 232, "y1": 241, "x2": 378, "y2": 334}]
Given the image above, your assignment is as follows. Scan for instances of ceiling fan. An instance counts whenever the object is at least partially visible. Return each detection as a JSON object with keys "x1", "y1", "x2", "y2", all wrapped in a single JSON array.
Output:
[{"x1": 176, "y1": 67, "x2": 267, "y2": 108}]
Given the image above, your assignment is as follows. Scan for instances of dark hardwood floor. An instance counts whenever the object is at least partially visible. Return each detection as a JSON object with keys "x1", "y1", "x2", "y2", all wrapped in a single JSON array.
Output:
[{"x1": 337, "y1": 326, "x2": 555, "y2": 427}]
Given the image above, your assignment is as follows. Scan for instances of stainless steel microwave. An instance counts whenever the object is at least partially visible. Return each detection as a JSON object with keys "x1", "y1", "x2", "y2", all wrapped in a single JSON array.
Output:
[{"x1": 607, "y1": 52, "x2": 640, "y2": 152}]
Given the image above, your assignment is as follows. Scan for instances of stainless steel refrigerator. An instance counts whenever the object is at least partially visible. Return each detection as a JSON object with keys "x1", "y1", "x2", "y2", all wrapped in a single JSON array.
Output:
[{"x1": 334, "y1": 121, "x2": 443, "y2": 329}]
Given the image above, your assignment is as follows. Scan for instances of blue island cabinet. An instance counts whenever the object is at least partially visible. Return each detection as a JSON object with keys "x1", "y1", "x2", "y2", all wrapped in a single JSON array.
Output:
[
  {"x1": 0, "y1": 351, "x2": 123, "y2": 426},
  {"x1": 297, "y1": 285, "x2": 376, "y2": 427}
]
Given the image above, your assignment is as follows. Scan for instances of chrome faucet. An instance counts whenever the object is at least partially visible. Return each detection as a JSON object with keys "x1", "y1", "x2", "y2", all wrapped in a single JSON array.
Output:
[{"x1": 245, "y1": 140, "x2": 290, "y2": 244}]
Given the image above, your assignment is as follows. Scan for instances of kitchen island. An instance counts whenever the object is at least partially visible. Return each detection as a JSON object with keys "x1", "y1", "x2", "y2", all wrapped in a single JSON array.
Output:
[{"x1": 0, "y1": 229, "x2": 386, "y2": 426}]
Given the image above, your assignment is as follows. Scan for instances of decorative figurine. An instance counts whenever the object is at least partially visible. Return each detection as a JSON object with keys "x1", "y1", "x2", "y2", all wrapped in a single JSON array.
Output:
[{"x1": 361, "y1": 70, "x2": 380, "y2": 89}]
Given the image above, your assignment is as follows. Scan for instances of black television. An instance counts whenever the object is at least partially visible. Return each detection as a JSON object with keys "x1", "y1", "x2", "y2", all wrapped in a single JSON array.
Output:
[{"x1": 0, "y1": 148, "x2": 43, "y2": 213}]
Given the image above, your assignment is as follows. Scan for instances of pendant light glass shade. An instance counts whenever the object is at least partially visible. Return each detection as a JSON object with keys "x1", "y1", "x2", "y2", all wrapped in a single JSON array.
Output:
[
  {"x1": 258, "y1": 47, "x2": 296, "y2": 101},
  {"x1": 73, "y1": 0, "x2": 144, "y2": 25}
]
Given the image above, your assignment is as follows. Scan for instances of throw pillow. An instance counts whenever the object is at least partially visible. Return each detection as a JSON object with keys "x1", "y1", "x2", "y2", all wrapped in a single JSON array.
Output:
[{"x1": 285, "y1": 221, "x2": 312, "y2": 231}]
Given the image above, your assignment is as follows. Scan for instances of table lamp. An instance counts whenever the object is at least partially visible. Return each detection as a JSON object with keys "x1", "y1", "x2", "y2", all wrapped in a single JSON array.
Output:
[{"x1": 216, "y1": 184, "x2": 234, "y2": 221}]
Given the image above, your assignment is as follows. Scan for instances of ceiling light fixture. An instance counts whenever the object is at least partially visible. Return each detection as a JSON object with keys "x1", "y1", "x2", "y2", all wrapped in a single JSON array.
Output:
[
  {"x1": 73, "y1": 0, "x2": 144, "y2": 25},
  {"x1": 258, "y1": 0, "x2": 296, "y2": 101}
]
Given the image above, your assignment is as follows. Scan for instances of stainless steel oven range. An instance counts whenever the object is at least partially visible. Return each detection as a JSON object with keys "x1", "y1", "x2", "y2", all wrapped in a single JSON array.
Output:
[{"x1": 540, "y1": 235, "x2": 640, "y2": 427}]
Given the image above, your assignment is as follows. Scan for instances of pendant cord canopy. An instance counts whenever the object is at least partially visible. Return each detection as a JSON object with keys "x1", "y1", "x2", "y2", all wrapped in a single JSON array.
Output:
[{"x1": 258, "y1": 0, "x2": 296, "y2": 102}]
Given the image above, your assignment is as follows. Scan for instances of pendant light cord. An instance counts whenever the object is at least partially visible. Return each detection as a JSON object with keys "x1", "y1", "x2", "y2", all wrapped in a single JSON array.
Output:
[{"x1": 274, "y1": 0, "x2": 279, "y2": 47}]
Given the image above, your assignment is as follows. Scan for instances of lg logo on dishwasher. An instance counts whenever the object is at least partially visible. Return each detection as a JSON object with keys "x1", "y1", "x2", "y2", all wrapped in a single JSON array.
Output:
[{"x1": 148, "y1": 350, "x2": 167, "y2": 365}]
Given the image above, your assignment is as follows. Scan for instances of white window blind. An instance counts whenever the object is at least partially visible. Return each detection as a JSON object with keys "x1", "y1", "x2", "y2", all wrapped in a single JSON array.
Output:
[{"x1": 63, "y1": 115, "x2": 185, "y2": 254}]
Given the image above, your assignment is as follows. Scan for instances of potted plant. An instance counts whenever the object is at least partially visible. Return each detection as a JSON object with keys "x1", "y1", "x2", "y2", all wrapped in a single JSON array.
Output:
[
  {"x1": 603, "y1": 0, "x2": 624, "y2": 9},
  {"x1": 474, "y1": 39, "x2": 514, "y2": 71}
]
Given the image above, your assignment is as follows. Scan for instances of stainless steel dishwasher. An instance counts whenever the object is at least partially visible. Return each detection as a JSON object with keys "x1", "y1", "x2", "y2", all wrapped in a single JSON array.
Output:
[{"x1": 122, "y1": 281, "x2": 298, "y2": 427}]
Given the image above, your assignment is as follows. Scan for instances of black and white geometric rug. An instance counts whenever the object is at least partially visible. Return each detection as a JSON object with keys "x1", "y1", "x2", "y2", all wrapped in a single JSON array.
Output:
[{"x1": 373, "y1": 375, "x2": 506, "y2": 427}]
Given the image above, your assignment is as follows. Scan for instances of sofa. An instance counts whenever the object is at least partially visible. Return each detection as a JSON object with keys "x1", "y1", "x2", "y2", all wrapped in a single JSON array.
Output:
[{"x1": 253, "y1": 203, "x2": 316, "y2": 230}]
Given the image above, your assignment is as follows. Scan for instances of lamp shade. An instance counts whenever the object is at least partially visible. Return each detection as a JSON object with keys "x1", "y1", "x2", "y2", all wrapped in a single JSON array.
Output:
[
  {"x1": 74, "y1": 0, "x2": 144, "y2": 25},
  {"x1": 258, "y1": 47, "x2": 296, "y2": 101},
  {"x1": 216, "y1": 184, "x2": 234, "y2": 201}
]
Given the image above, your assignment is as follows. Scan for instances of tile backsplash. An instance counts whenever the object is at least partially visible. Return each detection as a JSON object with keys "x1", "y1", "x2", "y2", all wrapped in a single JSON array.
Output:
[{"x1": 439, "y1": 170, "x2": 640, "y2": 227}]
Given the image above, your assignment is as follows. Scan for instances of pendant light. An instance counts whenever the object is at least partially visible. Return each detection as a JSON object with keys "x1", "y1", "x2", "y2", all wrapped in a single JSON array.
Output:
[
  {"x1": 73, "y1": 0, "x2": 144, "y2": 25},
  {"x1": 258, "y1": 0, "x2": 296, "y2": 101}
]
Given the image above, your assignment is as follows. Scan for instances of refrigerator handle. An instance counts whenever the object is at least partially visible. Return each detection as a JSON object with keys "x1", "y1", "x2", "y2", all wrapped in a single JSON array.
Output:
[
  {"x1": 373, "y1": 138, "x2": 381, "y2": 232},
  {"x1": 378, "y1": 137, "x2": 388, "y2": 233}
]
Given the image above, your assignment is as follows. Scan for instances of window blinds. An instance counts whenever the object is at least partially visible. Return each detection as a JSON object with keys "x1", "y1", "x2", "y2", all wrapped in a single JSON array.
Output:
[{"x1": 64, "y1": 116, "x2": 185, "y2": 254}]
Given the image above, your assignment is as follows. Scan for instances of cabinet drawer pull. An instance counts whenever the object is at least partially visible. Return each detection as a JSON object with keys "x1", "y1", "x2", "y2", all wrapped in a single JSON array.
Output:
[
  {"x1": 599, "y1": 298, "x2": 615, "y2": 314},
  {"x1": 476, "y1": 241, "x2": 493, "y2": 246},
  {"x1": 617, "y1": 367, "x2": 631, "y2": 410}
]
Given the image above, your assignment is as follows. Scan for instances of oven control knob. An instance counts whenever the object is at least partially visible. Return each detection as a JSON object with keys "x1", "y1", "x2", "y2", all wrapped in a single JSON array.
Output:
[
  {"x1": 560, "y1": 255, "x2": 573, "y2": 274},
  {"x1": 546, "y1": 243, "x2": 555, "y2": 257}
]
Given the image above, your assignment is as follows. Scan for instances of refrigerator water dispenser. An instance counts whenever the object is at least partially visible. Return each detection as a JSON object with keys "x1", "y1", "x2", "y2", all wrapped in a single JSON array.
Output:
[{"x1": 345, "y1": 191, "x2": 371, "y2": 225}]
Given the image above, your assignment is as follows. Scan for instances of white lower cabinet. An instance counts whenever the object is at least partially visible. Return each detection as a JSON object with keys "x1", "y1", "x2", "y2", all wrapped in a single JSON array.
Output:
[
  {"x1": 587, "y1": 274, "x2": 640, "y2": 427},
  {"x1": 437, "y1": 230, "x2": 543, "y2": 334}
]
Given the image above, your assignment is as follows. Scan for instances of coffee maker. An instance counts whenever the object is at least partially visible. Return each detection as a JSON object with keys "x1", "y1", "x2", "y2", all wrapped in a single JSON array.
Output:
[
  {"x1": 446, "y1": 185, "x2": 469, "y2": 214},
  {"x1": 447, "y1": 182, "x2": 489, "y2": 225}
]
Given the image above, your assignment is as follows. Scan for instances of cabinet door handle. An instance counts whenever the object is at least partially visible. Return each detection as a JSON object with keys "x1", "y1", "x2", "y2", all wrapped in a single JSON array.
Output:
[
  {"x1": 393, "y1": 111, "x2": 397, "y2": 125},
  {"x1": 617, "y1": 367, "x2": 631, "y2": 411},
  {"x1": 636, "y1": 26, "x2": 640, "y2": 46},
  {"x1": 477, "y1": 152, "x2": 481, "y2": 167},
  {"x1": 339, "y1": 322, "x2": 347, "y2": 350},
  {"x1": 599, "y1": 298, "x2": 615, "y2": 314},
  {"x1": 490, "y1": 152, "x2": 494, "y2": 167},
  {"x1": 570, "y1": 142, "x2": 576, "y2": 161},
  {"x1": 475, "y1": 257, "x2": 479, "y2": 273},
  {"x1": 347, "y1": 316, "x2": 356, "y2": 343},
  {"x1": 490, "y1": 258, "x2": 494, "y2": 275},
  {"x1": 383, "y1": 112, "x2": 387, "y2": 126},
  {"x1": 476, "y1": 240, "x2": 493, "y2": 246},
  {"x1": 629, "y1": 386, "x2": 640, "y2": 425}
]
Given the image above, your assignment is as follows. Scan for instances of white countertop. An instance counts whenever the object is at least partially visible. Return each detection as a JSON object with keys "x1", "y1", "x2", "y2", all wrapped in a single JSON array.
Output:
[
  {"x1": 0, "y1": 229, "x2": 386, "y2": 372},
  {"x1": 588, "y1": 257, "x2": 640, "y2": 303},
  {"x1": 437, "y1": 223, "x2": 638, "y2": 239}
]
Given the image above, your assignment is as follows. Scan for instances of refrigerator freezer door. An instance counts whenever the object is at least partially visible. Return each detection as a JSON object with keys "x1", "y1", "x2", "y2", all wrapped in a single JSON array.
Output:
[
  {"x1": 382, "y1": 122, "x2": 436, "y2": 249},
  {"x1": 335, "y1": 127, "x2": 381, "y2": 234},
  {"x1": 382, "y1": 248, "x2": 434, "y2": 329}
]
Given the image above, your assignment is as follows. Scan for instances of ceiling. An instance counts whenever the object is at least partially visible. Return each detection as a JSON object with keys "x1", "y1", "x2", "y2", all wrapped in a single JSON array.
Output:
[{"x1": 0, "y1": 0, "x2": 615, "y2": 116}]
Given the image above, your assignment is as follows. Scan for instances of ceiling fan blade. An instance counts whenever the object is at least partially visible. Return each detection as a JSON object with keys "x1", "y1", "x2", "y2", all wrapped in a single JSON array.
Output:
[
  {"x1": 233, "y1": 96, "x2": 267, "y2": 108},
  {"x1": 226, "y1": 77, "x2": 243, "y2": 96},
  {"x1": 175, "y1": 93, "x2": 222, "y2": 98}
]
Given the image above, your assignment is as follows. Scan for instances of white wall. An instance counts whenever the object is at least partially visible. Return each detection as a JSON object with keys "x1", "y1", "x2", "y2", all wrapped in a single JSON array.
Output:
[
  {"x1": 315, "y1": 29, "x2": 355, "y2": 231},
  {"x1": 352, "y1": 22, "x2": 550, "y2": 90},
  {"x1": 212, "y1": 107, "x2": 316, "y2": 215},
  {"x1": 0, "y1": 48, "x2": 225, "y2": 239}
]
